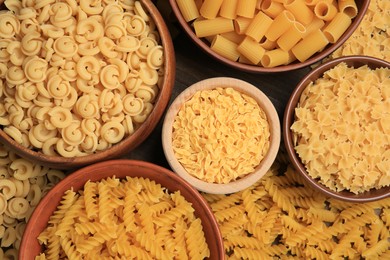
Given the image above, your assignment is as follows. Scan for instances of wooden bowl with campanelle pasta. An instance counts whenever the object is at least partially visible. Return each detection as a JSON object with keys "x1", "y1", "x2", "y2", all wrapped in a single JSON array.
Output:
[
  {"x1": 169, "y1": 0, "x2": 369, "y2": 73},
  {"x1": 0, "y1": 0, "x2": 175, "y2": 169},
  {"x1": 283, "y1": 56, "x2": 390, "y2": 202},
  {"x1": 162, "y1": 77, "x2": 280, "y2": 194},
  {"x1": 19, "y1": 159, "x2": 225, "y2": 259}
]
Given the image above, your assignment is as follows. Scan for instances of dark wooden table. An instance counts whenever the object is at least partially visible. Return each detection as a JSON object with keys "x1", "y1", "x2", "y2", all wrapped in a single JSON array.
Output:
[{"x1": 125, "y1": 9, "x2": 312, "y2": 170}]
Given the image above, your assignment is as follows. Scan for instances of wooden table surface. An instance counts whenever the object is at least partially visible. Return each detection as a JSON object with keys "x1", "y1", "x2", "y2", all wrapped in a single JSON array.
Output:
[{"x1": 125, "y1": 6, "x2": 313, "y2": 170}]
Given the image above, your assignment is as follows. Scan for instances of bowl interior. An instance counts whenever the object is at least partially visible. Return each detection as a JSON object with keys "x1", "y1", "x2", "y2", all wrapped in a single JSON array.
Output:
[
  {"x1": 162, "y1": 77, "x2": 280, "y2": 194},
  {"x1": 283, "y1": 56, "x2": 390, "y2": 202},
  {"x1": 0, "y1": 0, "x2": 175, "y2": 169},
  {"x1": 169, "y1": 0, "x2": 369, "y2": 73},
  {"x1": 19, "y1": 159, "x2": 224, "y2": 259}
]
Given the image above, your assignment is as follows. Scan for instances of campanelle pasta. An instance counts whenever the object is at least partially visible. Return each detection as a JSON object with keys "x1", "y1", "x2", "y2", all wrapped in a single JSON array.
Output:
[
  {"x1": 172, "y1": 87, "x2": 270, "y2": 184},
  {"x1": 37, "y1": 176, "x2": 210, "y2": 259},
  {"x1": 0, "y1": 0, "x2": 165, "y2": 157},
  {"x1": 175, "y1": 0, "x2": 359, "y2": 66}
]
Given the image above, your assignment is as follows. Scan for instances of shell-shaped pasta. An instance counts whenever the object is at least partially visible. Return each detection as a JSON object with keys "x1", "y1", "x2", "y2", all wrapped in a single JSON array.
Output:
[
  {"x1": 80, "y1": 0, "x2": 104, "y2": 15},
  {"x1": 49, "y1": 2, "x2": 73, "y2": 28},
  {"x1": 105, "y1": 22, "x2": 126, "y2": 40},
  {"x1": 76, "y1": 55, "x2": 102, "y2": 81},
  {"x1": 6, "y1": 66, "x2": 27, "y2": 85},
  {"x1": 98, "y1": 36, "x2": 117, "y2": 58},
  {"x1": 116, "y1": 35, "x2": 140, "y2": 52},
  {"x1": 7, "y1": 41, "x2": 25, "y2": 67},
  {"x1": 21, "y1": 31, "x2": 42, "y2": 56},
  {"x1": 0, "y1": 12, "x2": 20, "y2": 39},
  {"x1": 100, "y1": 121, "x2": 125, "y2": 144},
  {"x1": 23, "y1": 56, "x2": 48, "y2": 83},
  {"x1": 61, "y1": 120, "x2": 85, "y2": 146},
  {"x1": 146, "y1": 45, "x2": 164, "y2": 70},
  {"x1": 9, "y1": 158, "x2": 35, "y2": 181},
  {"x1": 137, "y1": 37, "x2": 157, "y2": 59},
  {"x1": 75, "y1": 94, "x2": 100, "y2": 119},
  {"x1": 139, "y1": 63, "x2": 159, "y2": 86},
  {"x1": 124, "y1": 14, "x2": 146, "y2": 36},
  {"x1": 53, "y1": 36, "x2": 78, "y2": 58},
  {"x1": 77, "y1": 17, "x2": 104, "y2": 41},
  {"x1": 48, "y1": 106, "x2": 73, "y2": 129},
  {"x1": 6, "y1": 197, "x2": 30, "y2": 219},
  {"x1": 0, "y1": 179, "x2": 16, "y2": 200},
  {"x1": 122, "y1": 94, "x2": 143, "y2": 115}
]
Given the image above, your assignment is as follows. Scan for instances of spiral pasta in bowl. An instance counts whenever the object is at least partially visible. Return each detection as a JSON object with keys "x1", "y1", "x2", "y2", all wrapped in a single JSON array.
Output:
[
  {"x1": 0, "y1": 0, "x2": 175, "y2": 169},
  {"x1": 19, "y1": 159, "x2": 224, "y2": 259},
  {"x1": 283, "y1": 56, "x2": 390, "y2": 202},
  {"x1": 169, "y1": 0, "x2": 369, "y2": 73},
  {"x1": 162, "y1": 77, "x2": 280, "y2": 194}
]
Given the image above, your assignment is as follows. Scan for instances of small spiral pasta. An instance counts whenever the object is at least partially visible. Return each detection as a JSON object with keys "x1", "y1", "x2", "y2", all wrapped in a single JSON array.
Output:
[{"x1": 0, "y1": 12, "x2": 20, "y2": 39}]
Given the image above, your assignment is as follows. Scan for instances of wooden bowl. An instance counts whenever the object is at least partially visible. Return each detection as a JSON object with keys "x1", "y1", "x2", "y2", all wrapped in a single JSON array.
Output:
[
  {"x1": 162, "y1": 77, "x2": 280, "y2": 194},
  {"x1": 0, "y1": 0, "x2": 175, "y2": 169},
  {"x1": 19, "y1": 159, "x2": 225, "y2": 259},
  {"x1": 283, "y1": 56, "x2": 390, "y2": 202},
  {"x1": 169, "y1": 0, "x2": 369, "y2": 73}
]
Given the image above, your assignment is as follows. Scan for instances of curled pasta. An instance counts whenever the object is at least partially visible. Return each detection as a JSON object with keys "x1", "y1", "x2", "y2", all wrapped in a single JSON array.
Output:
[
  {"x1": 23, "y1": 56, "x2": 48, "y2": 83},
  {"x1": 0, "y1": 13, "x2": 20, "y2": 39}
]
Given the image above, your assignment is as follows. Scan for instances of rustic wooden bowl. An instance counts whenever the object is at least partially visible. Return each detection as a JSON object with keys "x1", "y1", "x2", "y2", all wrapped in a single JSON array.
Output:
[
  {"x1": 0, "y1": 0, "x2": 175, "y2": 169},
  {"x1": 169, "y1": 0, "x2": 369, "y2": 73},
  {"x1": 162, "y1": 77, "x2": 280, "y2": 194},
  {"x1": 19, "y1": 159, "x2": 225, "y2": 259},
  {"x1": 283, "y1": 56, "x2": 390, "y2": 202}
]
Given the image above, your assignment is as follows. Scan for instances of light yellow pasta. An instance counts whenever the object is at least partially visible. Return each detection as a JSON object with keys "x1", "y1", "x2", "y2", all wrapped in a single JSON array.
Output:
[
  {"x1": 0, "y1": 0, "x2": 165, "y2": 157},
  {"x1": 233, "y1": 16, "x2": 252, "y2": 35},
  {"x1": 261, "y1": 48, "x2": 295, "y2": 67},
  {"x1": 37, "y1": 176, "x2": 210, "y2": 259},
  {"x1": 314, "y1": 0, "x2": 338, "y2": 21},
  {"x1": 291, "y1": 63, "x2": 390, "y2": 193},
  {"x1": 261, "y1": 0, "x2": 285, "y2": 18},
  {"x1": 277, "y1": 21, "x2": 306, "y2": 51},
  {"x1": 172, "y1": 87, "x2": 270, "y2": 184},
  {"x1": 338, "y1": 0, "x2": 358, "y2": 18}
]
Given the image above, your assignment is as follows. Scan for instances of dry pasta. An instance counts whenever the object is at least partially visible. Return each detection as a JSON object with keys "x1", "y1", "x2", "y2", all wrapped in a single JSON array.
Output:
[
  {"x1": 172, "y1": 87, "x2": 270, "y2": 184},
  {"x1": 0, "y1": 0, "x2": 165, "y2": 157},
  {"x1": 202, "y1": 158, "x2": 390, "y2": 259},
  {"x1": 291, "y1": 62, "x2": 390, "y2": 194},
  {"x1": 176, "y1": 0, "x2": 359, "y2": 66},
  {"x1": 0, "y1": 143, "x2": 65, "y2": 257},
  {"x1": 328, "y1": 0, "x2": 390, "y2": 62},
  {"x1": 37, "y1": 176, "x2": 210, "y2": 259}
]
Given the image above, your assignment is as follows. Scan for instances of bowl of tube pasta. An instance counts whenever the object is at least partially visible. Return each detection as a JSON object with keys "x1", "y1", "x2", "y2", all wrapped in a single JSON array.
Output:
[
  {"x1": 19, "y1": 159, "x2": 224, "y2": 259},
  {"x1": 0, "y1": 0, "x2": 175, "y2": 169},
  {"x1": 283, "y1": 55, "x2": 390, "y2": 202},
  {"x1": 169, "y1": 0, "x2": 369, "y2": 73}
]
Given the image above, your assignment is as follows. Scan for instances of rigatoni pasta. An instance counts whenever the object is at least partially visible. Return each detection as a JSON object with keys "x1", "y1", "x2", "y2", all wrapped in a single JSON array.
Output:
[{"x1": 175, "y1": 0, "x2": 359, "y2": 68}]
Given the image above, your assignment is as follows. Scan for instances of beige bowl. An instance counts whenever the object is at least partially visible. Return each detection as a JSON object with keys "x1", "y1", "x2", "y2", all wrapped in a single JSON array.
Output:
[
  {"x1": 19, "y1": 159, "x2": 225, "y2": 259},
  {"x1": 162, "y1": 77, "x2": 280, "y2": 194},
  {"x1": 169, "y1": 0, "x2": 369, "y2": 73},
  {"x1": 283, "y1": 55, "x2": 390, "y2": 202},
  {"x1": 0, "y1": 0, "x2": 175, "y2": 169}
]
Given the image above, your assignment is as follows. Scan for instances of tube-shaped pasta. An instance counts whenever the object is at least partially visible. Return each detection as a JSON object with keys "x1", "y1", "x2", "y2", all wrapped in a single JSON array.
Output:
[
  {"x1": 323, "y1": 12, "x2": 352, "y2": 43},
  {"x1": 220, "y1": 31, "x2": 245, "y2": 44},
  {"x1": 285, "y1": 0, "x2": 315, "y2": 25},
  {"x1": 314, "y1": 1, "x2": 338, "y2": 21},
  {"x1": 338, "y1": 0, "x2": 358, "y2": 18},
  {"x1": 261, "y1": 0, "x2": 284, "y2": 18},
  {"x1": 237, "y1": 36, "x2": 266, "y2": 64},
  {"x1": 220, "y1": 0, "x2": 238, "y2": 19},
  {"x1": 261, "y1": 48, "x2": 295, "y2": 67},
  {"x1": 277, "y1": 21, "x2": 306, "y2": 51},
  {"x1": 265, "y1": 10, "x2": 295, "y2": 42},
  {"x1": 291, "y1": 29, "x2": 329, "y2": 62},
  {"x1": 199, "y1": 0, "x2": 223, "y2": 19},
  {"x1": 176, "y1": 0, "x2": 200, "y2": 22},
  {"x1": 305, "y1": 0, "x2": 321, "y2": 6},
  {"x1": 234, "y1": 17, "x2": 252, "y2": 35},
  {"x1": 211, "y1": 35, "x2": 240, "y2": 62},
  {"x1": 245, "y1": 11, "x2": 273, "y2": 42},
  {"x1": 193, "y1": 17, "x2": 234, "y2": 38},
  {"x1": 237, "y1": 0, "x2": 257, "y2": 18},
  {"x1": 301, "y1": 16, "x2": 325, "y2": 37},
  {"x1": 260, "y1": 37, "x2": 277, "y2": 50}
]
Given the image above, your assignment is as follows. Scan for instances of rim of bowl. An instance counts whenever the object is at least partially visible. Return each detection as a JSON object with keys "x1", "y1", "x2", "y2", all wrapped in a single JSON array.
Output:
[
  {"x1": 283, "y1": 55, "x2": 390, "y2": 202},
  {"x1": 162, "y1": 77, "x2": 281, "y2": 194},
  {"x1": 0, "y1": 0, "x2": 176, "y2": 169},
  {"x1": 169, "y1": 0, "x2": 370, "y2": 73},
  {"x1": 19, "y1": 159, "x2": 225, "y2": 259}
]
